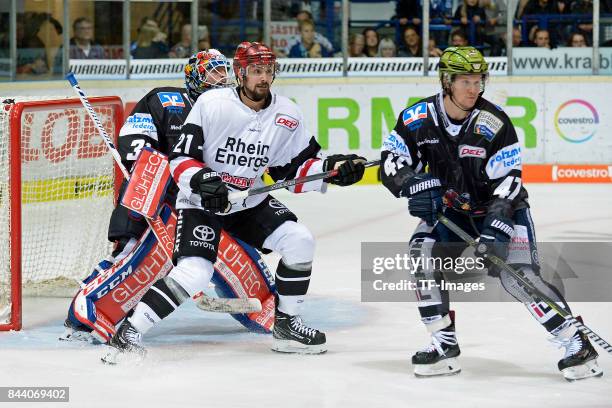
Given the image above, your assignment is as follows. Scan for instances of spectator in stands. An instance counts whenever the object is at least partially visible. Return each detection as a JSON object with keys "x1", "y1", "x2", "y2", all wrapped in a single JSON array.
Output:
[
  {"x1": 533, "y1": 28, "x2": 552, "y2": 48},
  {"x1": 450, "y1": 29, "x2": 469, "y2": 46},
  {"x1": 454, "y1": 0, "x2": 487, "y2": 45},
  {"x1": 131, "y1": 17, "x2": 169, "y2": 59},
  {"x1": 69, "y1": 18, "x2": 105, "y2": 59},
  {"x1": 296, "y1": 9, "x2": 314, "y2": 23},
  {"x1": 286, "y1": 9, "x2": 334, "y2": 57},
  {"x1": 398, "y1": 26, "x2": 422, "y2": 57},
  {"x1": 429, "y1": 38, "x2": 444, "y2": 56},
  {"x1": 363, "y1": 28, "x2": 380, "y2": 57},
  {"x1": 170, "y1": 24, "x2": 194, "y2": 58},
  {"x1": 517, "y1": 0, "x2": 565, "y2": 18},
  {"x1": 377, "y1": 37, "x2": 397, "y2": 57},
  {"x1": 52, "y1": 17, "x2": 105, "y2": 74},
  {"x1": 16, "y1": 15, "x2": 48, "y2": 75},
  {"x1": 567, "y1": 31, "x2": 588, "y2": 46},
  {"x1": 349, "y1": 33, "x2": 366, "y2": 57},
  {"x1": 289, "y1": 19, "x2": 331, "y2": 58},
  {"x1": 480, "y1": 0, "x2": 507, "y2": 55},
  {"x1": 500, "y1": 27, "x2": 528, "y2": 55},
  {"x1": 37, "y1": 13, "x2": 63, "y2": 72},
  {"x1": 198, "y1": 33, "x2": 211, "y2": 51},
  {"x1": 394, "y1": 0, "x2": 453, "y2": 29},
  {"x1": 568, "y1": 0, "x2": 593, "y2": 42}
]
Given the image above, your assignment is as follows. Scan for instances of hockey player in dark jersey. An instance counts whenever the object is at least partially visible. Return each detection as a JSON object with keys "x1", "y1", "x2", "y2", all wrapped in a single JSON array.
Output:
[
  {"x1": 104, "y1": 42, "x2": 367, "y2": 360},
  {"x1": 381, "y1": 46, "x2": 602, "y2": 380},
  {"x1": 62, "y1": 49, "x2": 232, "y2": 340}
]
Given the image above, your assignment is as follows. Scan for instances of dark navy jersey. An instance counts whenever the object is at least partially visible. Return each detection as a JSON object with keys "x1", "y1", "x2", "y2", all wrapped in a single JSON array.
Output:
[
  {"x1": 381, "y1": 92, "x2": 528, "y2": 212},
  {"x1": 118, "y1": 86, "x2": 193, "y2": 170}
]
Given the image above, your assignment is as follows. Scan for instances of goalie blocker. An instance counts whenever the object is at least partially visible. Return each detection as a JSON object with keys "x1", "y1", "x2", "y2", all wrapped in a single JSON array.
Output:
[{"x1": 68, "y1": 149, "x2": 275, "y2": 342}]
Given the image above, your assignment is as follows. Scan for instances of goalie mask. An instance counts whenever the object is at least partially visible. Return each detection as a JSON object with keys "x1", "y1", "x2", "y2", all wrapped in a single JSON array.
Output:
[{"x1": 184, "y1": 49, "x2": 232, "y2": 101}]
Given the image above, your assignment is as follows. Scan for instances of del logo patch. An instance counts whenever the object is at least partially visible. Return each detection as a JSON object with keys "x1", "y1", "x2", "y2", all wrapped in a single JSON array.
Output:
[
  {"x1": 157, "y1": 92, "x2": 185, "y2": 108},
  {"x1": 275, "y1": 114, "x2": 299, "y2": 130},
  {"x1": 403, "y1": 102, "x2": 427, "y2": 127},
  {"x1": 458, "y1": 144, "x2": 486, "y2": 158}
]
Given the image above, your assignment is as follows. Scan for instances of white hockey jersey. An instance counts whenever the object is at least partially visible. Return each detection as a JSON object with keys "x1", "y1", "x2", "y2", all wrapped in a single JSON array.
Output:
[{"x1": 169, "y1": 87, "x2": 326, "y2": 214}]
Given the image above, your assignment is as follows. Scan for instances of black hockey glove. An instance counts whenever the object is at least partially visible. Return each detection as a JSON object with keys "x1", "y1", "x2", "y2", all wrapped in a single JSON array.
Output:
[
  {"x1": 190, "y1": 169, "x2": 229, "y2": 214},
  {"x1": 475, "y1": 199, "x2": 515, "y2": 273},
  {"x1": 323, "y1": 154, "x2": 367, "y2": 186},
  {"x1": 401, "y1": 173, "x2": 442, "y2": 226}
]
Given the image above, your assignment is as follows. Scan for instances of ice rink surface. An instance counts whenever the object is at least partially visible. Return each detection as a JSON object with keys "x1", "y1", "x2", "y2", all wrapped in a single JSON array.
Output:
[{"x1": 1, "y1": 184, "x2": 611, "y2": 408}]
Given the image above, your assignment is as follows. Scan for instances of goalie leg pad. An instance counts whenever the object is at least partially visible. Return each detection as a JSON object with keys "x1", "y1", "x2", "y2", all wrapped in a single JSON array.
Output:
[
  {"x1": 211, "y1": 232, "x2": 276, "y2": 333},
  {"x1": 72, "y1": 205, "x2": 176, "y2": 340}
]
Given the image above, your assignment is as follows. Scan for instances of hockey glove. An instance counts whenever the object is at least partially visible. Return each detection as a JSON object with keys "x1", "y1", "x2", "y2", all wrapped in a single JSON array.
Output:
[
  {"x1": 401, "y1": 174, "x2": 442, "y2": 226},
  {"x1": 323, "y1": 154, "x2": 367, "y2": 186},
  {"x1": 190, "y1": 169, "x2": 229, "y2": 213},
  {"x1": 475, "y1": 214, "x2": 514, "y2": 273}
]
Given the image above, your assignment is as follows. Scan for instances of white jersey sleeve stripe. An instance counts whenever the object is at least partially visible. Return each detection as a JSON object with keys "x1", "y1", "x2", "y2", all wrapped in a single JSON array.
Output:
[
  {"x1": 170, "y1": 156, "x2": 205, "y2": 198},
  {"x1": 291, "y1": 158, "x2": 325, "y2": 194}
]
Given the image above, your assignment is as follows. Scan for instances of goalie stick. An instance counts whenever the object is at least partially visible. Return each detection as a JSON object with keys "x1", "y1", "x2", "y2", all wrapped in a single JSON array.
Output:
[
  {"x1": 228, "y1": 160, "x2": 380, "y2": 201},
  {"x1": 66, "y1": 72, "x2": 259, "y2": 314},
  {"x1": 437, "y1": 213, "x2": 612, "y2": 356}
]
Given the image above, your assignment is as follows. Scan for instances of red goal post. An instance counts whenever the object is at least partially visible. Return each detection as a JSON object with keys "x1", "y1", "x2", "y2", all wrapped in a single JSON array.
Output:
[{"x1": 0, "y1": 96, "x2": 124, "y2": 331}]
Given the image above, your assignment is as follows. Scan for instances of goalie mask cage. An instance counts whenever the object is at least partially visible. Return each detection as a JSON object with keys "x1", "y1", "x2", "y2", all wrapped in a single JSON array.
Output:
[{"x1": 0, "y1": 96, "x2": 123, "y2": 331}]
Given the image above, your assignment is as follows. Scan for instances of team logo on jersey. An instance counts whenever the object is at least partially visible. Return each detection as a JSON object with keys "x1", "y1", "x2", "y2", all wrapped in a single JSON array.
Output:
[
  {"x1": 275, "y1": 114, "x2": 299, "y2": 131},
  {"x1": 458, "y1": 145, "x2": 486, "y2": 158},
  {"x1": 193, "y1": 225, "x2": 216, "y2": 242},
  {"x1": 403, "y1": 102, "x2": 427, "y2": 129},
  {"x1": 383, "y1": 131, "x2": 409, "y2": 154},
  {"x1": 474, "y1": 111, "x2": 503, "y2": 141},
  {"x1": 157, "y1": 92, "x2": 186, "y2": 109},
  {"x1": 268, "y1": 199, "x2": 286, "y2": 209}
]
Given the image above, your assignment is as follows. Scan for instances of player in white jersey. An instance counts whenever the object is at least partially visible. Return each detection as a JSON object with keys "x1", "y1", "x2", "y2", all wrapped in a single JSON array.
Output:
[{"x1": 104, "y1": 41, "x2": 366, "y2": 360}]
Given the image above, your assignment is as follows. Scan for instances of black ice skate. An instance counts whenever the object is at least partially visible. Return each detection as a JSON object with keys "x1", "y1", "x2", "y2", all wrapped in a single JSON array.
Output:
[
  {"x1": 271, "y1": 308, "x2": 327, "y2": 354},
  {"x1": 551, "y1": 326, "x2": 603, "y2": 381},
  {"x1": 412, "y1": 313, "x2": 461, "y2": 377},
  {"x1": 101, "y1": 320, "x2": 146, "y2": 365}
]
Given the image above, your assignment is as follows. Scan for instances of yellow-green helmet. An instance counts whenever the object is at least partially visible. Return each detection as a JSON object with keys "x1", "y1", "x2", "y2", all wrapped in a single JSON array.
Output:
[{"x1": 439, "y1": 46, "x2": 488, "y2": 94}]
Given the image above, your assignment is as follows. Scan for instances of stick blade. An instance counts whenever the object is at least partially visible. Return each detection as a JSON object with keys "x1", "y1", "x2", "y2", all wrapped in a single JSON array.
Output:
[{"x1": 196, "y1": 296, "x2": 262, "y2": 314}]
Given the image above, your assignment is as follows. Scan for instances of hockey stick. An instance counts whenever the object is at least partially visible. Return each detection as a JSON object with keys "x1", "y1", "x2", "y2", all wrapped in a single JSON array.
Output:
[
  {"x1": 228, "y1": 160, "x2": 380, "y2": 201},
  {"x1": 66, "y1": 73, "x2": 260, "y2": 314},
  {"x1": 437, "y1": 213, "x2": 612, "y2": 356}
]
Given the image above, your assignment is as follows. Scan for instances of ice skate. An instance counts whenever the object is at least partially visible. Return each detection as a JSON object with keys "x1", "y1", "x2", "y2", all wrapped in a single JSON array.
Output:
[
  {"x1": 551, "y1": 328, "x2": 603, "y2": 381},
  {"x1": 101, "y1": 320, "x2": 146, "y2": 365},
  {"x1": 271, "y1": 308, "x2": 327, "y2": 354},
  {"x1": 412, "y1": 315, "x2": 461, "y2": 377}
]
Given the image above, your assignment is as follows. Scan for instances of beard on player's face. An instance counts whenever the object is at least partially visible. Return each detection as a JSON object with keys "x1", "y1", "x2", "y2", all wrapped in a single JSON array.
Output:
[{"x1": 243, "y1": 77, "x2": 271, "y2": 101}]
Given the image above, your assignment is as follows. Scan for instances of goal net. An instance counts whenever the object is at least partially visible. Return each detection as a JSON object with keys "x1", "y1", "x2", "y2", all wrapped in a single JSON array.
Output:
[{"x1": 0, "y1": 96, "x2": 123, "y2": 330}]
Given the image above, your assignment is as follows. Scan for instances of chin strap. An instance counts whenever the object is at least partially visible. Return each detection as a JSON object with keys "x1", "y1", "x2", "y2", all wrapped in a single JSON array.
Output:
[
  {"x1": 240, "y1": 86, "x2": 259, "y2": 103},
  {"x1": 449, "y1": 93, "x2": 474, "y2": 112}
]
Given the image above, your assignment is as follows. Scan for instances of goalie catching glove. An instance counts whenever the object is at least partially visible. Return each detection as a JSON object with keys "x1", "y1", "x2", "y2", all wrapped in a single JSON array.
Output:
[
  {"x1": 323, "y1": 154, "x2": 367, "y2": 186},
  {"x1": 190, "y1": 168, "x2": 230, "y2": 213}
]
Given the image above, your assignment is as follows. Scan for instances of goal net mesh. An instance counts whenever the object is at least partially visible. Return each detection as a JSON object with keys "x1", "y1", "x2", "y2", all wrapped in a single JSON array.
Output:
[{"x1": 1, "y1": 96, "x2": 119, "y2": 324}]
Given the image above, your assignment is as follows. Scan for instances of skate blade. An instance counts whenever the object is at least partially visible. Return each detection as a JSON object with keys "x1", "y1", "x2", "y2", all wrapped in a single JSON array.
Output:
[
  {"x1": 562, "y1": 359, "x2": 604, "y2": 381},
  {"x1": 101, "y1": 346, "x2": 146, "y2": 365},
  {"x1": 271, "y1": 338, "x2": 327, "y2": 355},
  {"x1": 414, "y1": 357, "x2": 461, "y2": 377},
  {"x1": 59, "y1": 328, "x2": 94, "y2": 343}
]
